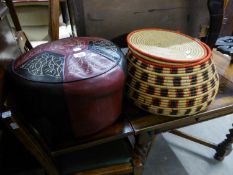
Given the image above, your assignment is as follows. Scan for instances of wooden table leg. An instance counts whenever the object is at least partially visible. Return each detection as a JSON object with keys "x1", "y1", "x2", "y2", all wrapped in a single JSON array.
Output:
[
  {"x1": 133, "y1": 131, "x2": 155, "y2": 174},
  {"x1": 214, "y1": 124, "x2": 233, "y2": 161}
]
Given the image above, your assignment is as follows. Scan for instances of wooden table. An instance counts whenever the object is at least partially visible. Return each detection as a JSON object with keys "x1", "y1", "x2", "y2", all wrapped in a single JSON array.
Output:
[
  {"x1": 51, "y1": 50, "x2": 233, "y2": 163},
  {"x1": 2, "y1": 50, "x2": 233, "y2": 174}
]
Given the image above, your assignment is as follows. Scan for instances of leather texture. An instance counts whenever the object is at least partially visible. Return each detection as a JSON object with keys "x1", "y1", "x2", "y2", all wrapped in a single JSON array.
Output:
[
  {"x1": 7, "y1": 37, "x2": 126, "y2": 144},
  {"x1": 13, "y1": 37, "x2": 124, "y2": 82}
]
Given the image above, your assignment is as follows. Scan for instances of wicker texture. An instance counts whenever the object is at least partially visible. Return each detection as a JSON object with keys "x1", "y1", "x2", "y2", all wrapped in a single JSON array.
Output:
[
  {"x1": 127, "y1": 29, "x2": 207, "y2": 63},
  {"x1": 126, "y1": 29, "x2": 219, "y2": 117}
]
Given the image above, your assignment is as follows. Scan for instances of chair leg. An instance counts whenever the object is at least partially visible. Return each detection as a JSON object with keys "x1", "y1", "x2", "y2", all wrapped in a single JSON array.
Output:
[
  {"x1": 132, "y1": 158, "x2": 143, "y2": 175},
  {"x1": 214, "y1": 124, "x2": 233, "y2": 161},
  {"x1": 133, "y1": 131, "x2": 155, "y2": 174},
  {"x1": 1, "y1": 111, "x2": 59, "y2": 175}
]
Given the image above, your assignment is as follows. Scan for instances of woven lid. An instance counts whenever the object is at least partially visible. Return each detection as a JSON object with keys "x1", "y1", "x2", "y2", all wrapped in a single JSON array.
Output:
[
  {"x1": 13, "y1": 37, "x2": 123, "y2": 83},
  {"x1": 127, "y1": 29, "x2": 207, "y2": 63}
]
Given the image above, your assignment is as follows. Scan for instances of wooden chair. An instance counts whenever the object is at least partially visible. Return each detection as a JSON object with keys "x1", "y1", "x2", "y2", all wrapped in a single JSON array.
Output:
[
  {"x1": 5, "y1": 0, "x2": 60, "y2": 42},
  {"x1": 1, "y1": 109, "x2": 143, "y2": 175},
  {"x1": 0, "y1": 1, "x2": 143, "y2": 175}
]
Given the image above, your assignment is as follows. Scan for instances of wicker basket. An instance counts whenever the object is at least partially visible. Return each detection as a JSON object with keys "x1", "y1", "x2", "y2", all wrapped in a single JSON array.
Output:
[{"x1": 126, "y1": 28, "x2": 219, "y2": 117}]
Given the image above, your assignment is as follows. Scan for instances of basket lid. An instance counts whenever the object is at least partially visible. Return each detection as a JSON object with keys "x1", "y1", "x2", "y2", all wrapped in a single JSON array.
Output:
[
  {"x1": 127, "y1": 29, "x2": 207, "y2": 63},
  {"x1": 13, "y1": 37, "x2": 123, "y2": 83}
]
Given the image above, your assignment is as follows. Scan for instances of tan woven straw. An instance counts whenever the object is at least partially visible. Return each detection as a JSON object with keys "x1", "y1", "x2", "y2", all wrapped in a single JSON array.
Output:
[
  {"x1": 127, "y1": 81, "x2": 218, "y2": 105},
  {"x1": 127, "y1": 29, "x2": 207, "y2": 63},
  {"x1": 126, "y1": 28, "x2": 219, "y2": 117},
  {"x1": 131, "y1": 96, "x2": 216, "y2": 117},
  {"x1": 128, "y1": 63, "x2": 216, "y2": 86},
  {"x1": 127, "y1": 52, "x2": 214, "y2": 76},
  {"x1": 127, "y1": 74, "x2": 218, "y2": 98}
]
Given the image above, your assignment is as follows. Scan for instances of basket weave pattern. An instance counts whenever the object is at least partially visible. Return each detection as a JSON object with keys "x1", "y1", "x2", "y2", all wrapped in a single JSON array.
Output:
[{"x1": 126, "y1": 29, "x2": 219, "y2": 117}]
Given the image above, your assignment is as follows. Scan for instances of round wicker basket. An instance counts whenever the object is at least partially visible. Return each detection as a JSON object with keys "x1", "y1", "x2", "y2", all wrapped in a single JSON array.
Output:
[{"x1": 126, "y1": 28, "x2": 219, "y2": 117}]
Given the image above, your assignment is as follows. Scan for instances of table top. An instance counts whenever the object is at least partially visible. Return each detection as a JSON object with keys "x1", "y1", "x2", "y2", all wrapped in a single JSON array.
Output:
[
  {"x1": 53, "y1": 50, "x2": 233, "y2": 153},
  {"x1": 52, "y1": 117, "x2": 133, "y2": 156}
]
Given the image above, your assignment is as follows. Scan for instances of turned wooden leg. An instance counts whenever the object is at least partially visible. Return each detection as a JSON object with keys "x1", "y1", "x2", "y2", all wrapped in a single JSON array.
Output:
[{"x1": 214, "y1": 124, "x2": 233, "y2": 161}]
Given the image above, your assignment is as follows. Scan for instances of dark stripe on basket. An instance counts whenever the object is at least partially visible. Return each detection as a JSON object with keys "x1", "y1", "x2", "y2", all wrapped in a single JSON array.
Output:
[
  {"x1": 147, "y1": 85, "x2": 155, "y2": 95},
  {"x1": 156, "y1": 76, "x2": 164, "y2": 85},
  {"x1": 141, "y1": 72, "x2": 149, "y2": 81},
  {"x1": 131, "y1": 56, "x2": 138, "y2": 64},
  {"x1": 185, "y1": 67, "x2": 193, "y2": 73},
  {"x1": 211, "y1": 89, "x2": 216, "y2": 97},
  {"x1": 196, "y1": 106, "x2": 202, "y2": 112},
  {"x1": 140, "y1": 62, "x2": 147, "y2": 69},
  {"x1": 170, "y1": 110, "x2": 178, "y2": 115},
  {"x1": 132, "y1": 91, "x2": 139, "y2": 99},
  {"x1": 154, "y1": 67, "x2": 163, "y2": 73},
  {"x1": 185, "y1": 109, "x2": 191, "y2": 115},
  {"x1": 141, "y1": 104, "x2": 149, "y2": 110},
  {"x1": 135, "y1": 81, "x2": 141, "y2": 90},
  {"x1": 187, "y1": 99, "x2": 195, "y2": 107},
  {"x1": 169, "y1": 100, "x2": 178, "y2": 108},
  {"x1": 208, "y1": 59, "x2": 211, "y2": 65},
  {"x1": 153, "y1": 98, "x2": 161, "y2": 106},
  {"x1": 190, "y1": 87, "x2": 197, "y2": 96},
  {"x1": 158, "y1": 108, "x2": 164, "y2": 114},
  {"x1": 203, "y1": 71, "x2": 209, "y2": 81},
  {"x1": 161, "y1": 88, "x2": 168, "y2": 97},
  {"x1": 200, "y1": 63, "x2": 206, "y2": 70},
  {"x1": 133, "y1": 59, "x2": 138, "y2": 65},
  {"x1": 207, "y1": 100, "x2": 212, "y2": 106},
  {"x1": 190, "y1": 75, "x2": 197, "y2": 85},
  {"x1": 173, "y1": 77, "x2": 181, "y2": 86},
  {"x1": 210, "y1": 79, "x2": 215, "y2": 87},
  {"x1": 202, "y1": 84, "x2": 208, "y2": 92},
  {"x1": 171, "y1": 68, "x2": 178, "y2": 74},
  {"x1": 211, "y1": 64, "x2": 215, "y2": 74},
  {"x1": 129, "y1": 66, "x2": 136, "y2": 75},
  {"x1": 202, "y1": 94, "x2": 208, "y2": 103},
  {"x1": 176, "y1": 89, "x2": 184, "y2": 98}
]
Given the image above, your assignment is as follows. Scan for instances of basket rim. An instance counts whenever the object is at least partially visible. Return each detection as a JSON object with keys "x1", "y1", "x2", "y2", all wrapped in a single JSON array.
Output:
[{"x1": 127, "y1": 28, "x2": 209, "y2": 64}]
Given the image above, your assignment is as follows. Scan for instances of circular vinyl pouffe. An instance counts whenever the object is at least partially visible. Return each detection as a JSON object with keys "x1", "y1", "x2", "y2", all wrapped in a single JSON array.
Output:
[{"x1": 6, "y1": 37, "x2": 127, "y2": 144}]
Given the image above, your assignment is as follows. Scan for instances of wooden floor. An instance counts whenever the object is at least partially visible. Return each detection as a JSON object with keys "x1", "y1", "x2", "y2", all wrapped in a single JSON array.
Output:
[
  {"x1": 163, "y1": 113, "x2": 233, "y2": 175},
  {"x1": 143, "y1": 134, "x2": 188, "y2": 175}
]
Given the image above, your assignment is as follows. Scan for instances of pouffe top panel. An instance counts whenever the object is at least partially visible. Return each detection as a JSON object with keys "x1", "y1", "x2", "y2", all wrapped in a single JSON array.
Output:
[{"x1": 13, "y1": 37, "x2": 123, "y2": 83}]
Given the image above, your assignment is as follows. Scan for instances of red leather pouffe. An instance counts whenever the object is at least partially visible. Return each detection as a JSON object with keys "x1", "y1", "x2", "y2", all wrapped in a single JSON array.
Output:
[{"x1": 6, "y1": 37, "x2": 126, "y2": 146}]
